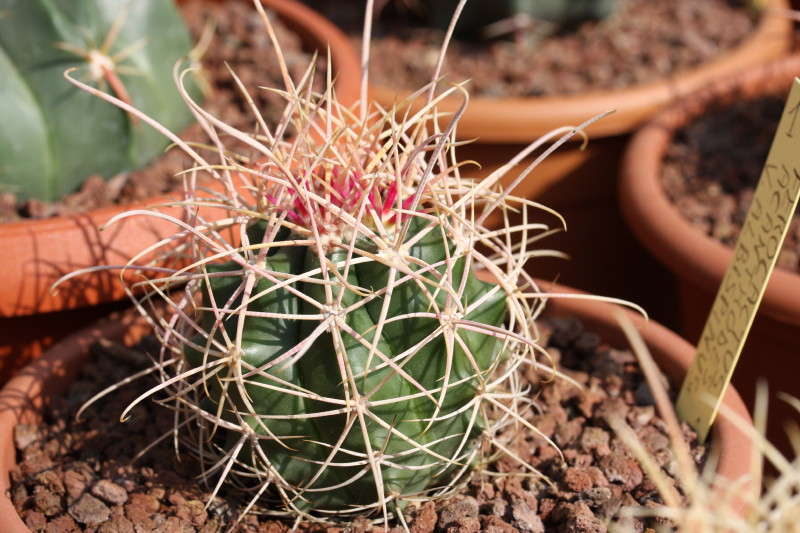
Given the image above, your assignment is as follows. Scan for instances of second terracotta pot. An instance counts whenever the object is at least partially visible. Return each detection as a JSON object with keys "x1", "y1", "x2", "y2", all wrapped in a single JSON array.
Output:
[
  {"x1": 369, "y1": 0, "x2": 792, "y2": 327},
  {"x1": 620, "y1": 54, "x2": 800, "y2": 457}
]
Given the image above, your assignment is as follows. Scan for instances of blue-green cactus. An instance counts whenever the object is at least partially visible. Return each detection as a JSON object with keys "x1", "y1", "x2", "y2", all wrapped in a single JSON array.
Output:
[
  {"x1": 428, "y1": 0, "x2": 617, "y2": 38},
  {"x1": 0, "y1": 0, "x2": 198, "y2": 202},
  {"x1": 186, "y1": 216, "x2": 507, "y2": 511}
]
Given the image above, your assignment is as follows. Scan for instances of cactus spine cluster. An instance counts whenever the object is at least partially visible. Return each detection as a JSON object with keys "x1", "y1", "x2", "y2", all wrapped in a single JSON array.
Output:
[
  {"x1": 185, "y1": 210, "x2": 509, "y2": 513},
  {"x1": 68, "y1": 0, "x2": 598, "y2": 524},
  {"x1": 0, "y1": 0, "x2": 198, "y2": 201}
]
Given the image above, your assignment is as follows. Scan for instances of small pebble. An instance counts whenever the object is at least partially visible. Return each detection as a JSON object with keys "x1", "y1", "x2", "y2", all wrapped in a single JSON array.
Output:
[
  {"x1": 69, "y1": 493, "x2": 111, "y2": 526},
  {"x1": 92, "y1": 480, "x2": 129, "y2": 506}
]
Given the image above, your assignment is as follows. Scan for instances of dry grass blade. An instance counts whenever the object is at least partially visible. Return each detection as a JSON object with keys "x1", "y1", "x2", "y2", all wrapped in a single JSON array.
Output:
[{"x1": 613, "y1": 312, "x2": 800, "y2": 533}]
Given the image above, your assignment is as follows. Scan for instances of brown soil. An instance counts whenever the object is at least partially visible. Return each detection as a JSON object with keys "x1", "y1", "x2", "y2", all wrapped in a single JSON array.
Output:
[
  {"x1": 0, "y1": 0, "x2": 326, "y2": 223},
  {"x1": 661, "y1": 91, "x2": 800, "y2": 273},
  {"x1": 304, "y1": 0, "x2": 756, "y2": 98},
  {"x1": 10, "y1": 318, "x2": 703, "y2": 533}
]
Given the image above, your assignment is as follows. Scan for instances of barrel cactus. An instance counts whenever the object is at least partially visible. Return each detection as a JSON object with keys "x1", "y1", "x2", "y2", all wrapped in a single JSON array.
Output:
[
  {"x1": 182, "y1": 202, "x2": 509, "y2": 515},
  {"x1": 0, "y1": 0, "x2": 198, "y2": 202},
  {"x1": 112, "y1": 112, "x2": 548, "y2": 519},
  {"x1": 68, "y1": 0, "x2": 605, "y2": 524}
]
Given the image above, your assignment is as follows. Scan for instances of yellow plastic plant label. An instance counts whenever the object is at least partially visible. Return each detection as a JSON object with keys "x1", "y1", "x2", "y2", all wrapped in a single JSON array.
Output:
[{"x1": 676, "y1": 78, "x2": 800, "y2": 442}]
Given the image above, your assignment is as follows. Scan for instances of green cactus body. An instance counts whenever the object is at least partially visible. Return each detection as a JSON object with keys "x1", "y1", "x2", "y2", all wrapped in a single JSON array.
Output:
[
  {"x1": 186, "y1": 216, "x2": 507, "y2": 512},
  {"x1": 0, "y1": 0, "x2": 198, "y2": 201},
  {"x1": 511, "y1": 0, "x2": 617, "y2": 26},
  {"x1": 428, "y1": 0, "x2": 617, "y2": 38}
]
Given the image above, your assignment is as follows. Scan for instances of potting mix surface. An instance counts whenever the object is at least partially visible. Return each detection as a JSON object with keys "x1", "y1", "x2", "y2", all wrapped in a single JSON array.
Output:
[
  {"x1": 10, "y1": 318, "x2": 704, "y2": 533},
  {"x1": 662, "y1": 93, "x2": 800, "y2": 274},
  {"x1": 304, "y1": 0, "x2": 755, "y2": 98}
]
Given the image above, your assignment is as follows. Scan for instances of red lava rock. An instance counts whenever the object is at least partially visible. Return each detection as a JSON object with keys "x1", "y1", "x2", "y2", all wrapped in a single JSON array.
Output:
[
  {"x1": 563, "y1": 449, "x2": 593, "y2": 468},
  {"x1": 21, "y1": 509, "x2": 47, "y2": 531},
  {"x1": 481, "y1": 514, "x2": 520, "y2": 533},
  {"x1": 535, "y1": 442, "x2": 562, "y2": 463},
  {"x1": 436, "y1": 497, "x2": 479, "y2": 530},
  {"x1": 92, "y1": 479, "x2": 129, "y2": 506},
  {"x1": 35, "y1": 470, "x2": 65, "y2": 496},
  {"x1": 97, "y1": 514, "x2": 136, "y2": 533},
  {"x1": 69, "y1": 492, "x2": 112, "y2": 526},
  {"x1": 561, "y1": 467, "x2": 593, "y2": 492},
  {"x1": 19, "y1": 451, "x2": 54, "y2": 478},
  {"x1": 633, "y1": 477, "x2": 663, "y2": 502},
  {"x1": 510, "y1": 499, "x2": 544, "y2": 533},
  {"x1": 579, "y1": 427, "x2": 611, "y2": 457},
  {"x1": 580, "y1": 487, "x2": 613, "y2": 508},
  {"x1": 153, "y1": 515, "x2": 195, "y2": 533},
  {"x1": 482, "y1": 497, "x2": 509, "y2": 520},
  {"x1": 125, "y1": 492, "x2": 161, "y2": 525},
  {"x1": 626, "y1": 406, "x2": 655, "y2": 429},
  {"x1": 63, "y1": 469, "x2": 90, "y2": 503},
  {"x1": 576, "y1": 388, "x2": 605, "y2": 418},
  {"x1": 410, "y1": 501, "x2": 437, "y2": 533},
  {"x1": 598, "y1": 455, "x2": 644, "y2": 493},
  {"x1": 553, "y1": 501, "x2": 607, "y2": 533},
  {"x1": 44, "y1": 514, "x2": 81, "y2": 533},
  {"x1": 593, "y1": 485, "x2": 624, "y2": 522},
  {"x1": 10, "y1": 482, "x2": 27, "y2": 508},
  {"x1": 555, "y1": 418, "x2": 585, "y2": 447},
  {"x1": 33, "y1": 487, "x2": 63, "y2": 517},
  {"x1": 559, "y1": 514, "x2": 607, "y2": 533},
  {"x1": 174, "y1": 498, "x2": 208, "y2": 528},
  {"x1": 537, "y1": 498, "x2": 557, "y2": 522},
  {"x1": 638, "y1": 426, "x2": 671, "y2": 455},
  {"x1": 544, "y1": 377, "x2": 583, "y2": 404},
  {"x1": 444, "y1": 516, "x2": 481, "y2": 533},
  {"x1": 664, "y1": 94, "x2": 800, "y2": 273},
  {"x1": 585, "y1": 467, "x2": 609, "y2": 488},
  {"x1": 531, "y1": 408, "x2": 558, "y2": 439}
]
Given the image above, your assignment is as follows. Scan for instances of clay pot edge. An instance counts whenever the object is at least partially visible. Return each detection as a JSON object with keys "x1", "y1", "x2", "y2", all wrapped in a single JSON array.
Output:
[
  {"x1": 619, "y1": 54, "x2": 800, "y2": 328},
  {"x1": 369, "y1": 0, "x2": 792, "y2": 142}
]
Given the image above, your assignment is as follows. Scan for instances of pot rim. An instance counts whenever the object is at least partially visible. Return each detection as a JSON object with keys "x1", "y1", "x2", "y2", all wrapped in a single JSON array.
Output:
[
  {"x1": 619, "y1": 53, "x2": 800, "y2": 328},
  {"x1": 0, "y1": 280, "x2": 755, "y2": 532},
  {"x1": 369, "y1": 0, "x2": 792, "y2": 142}
]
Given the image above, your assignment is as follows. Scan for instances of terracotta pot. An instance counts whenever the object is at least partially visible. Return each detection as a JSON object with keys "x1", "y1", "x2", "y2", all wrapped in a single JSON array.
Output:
[
  {"x1": 0, "y1": 0, "x2": 361, "y2": 382},
  {"x1": 538, "y1": 280, "x2": 755, "y2": 500},
  {"x1": 619, "y1": 54, "x2": 800, "y2": 457},
  {"x1": 0, "y1": 281, "x2": 755, "y2": 532},
  {"x1": 371, "y1": 0, "x2": 791, "y2": 142},
  {"x1": 369, "y1": 0, "x2": 792, "y2": 325},
  {"x1": 0, "y1": 311, "x2": 151, "y2": 533}
]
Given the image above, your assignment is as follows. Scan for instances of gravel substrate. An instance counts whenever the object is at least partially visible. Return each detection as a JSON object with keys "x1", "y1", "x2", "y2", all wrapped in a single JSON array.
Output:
[{"x1": 10, "y1": 317, "x2": 703, "y2": 532}]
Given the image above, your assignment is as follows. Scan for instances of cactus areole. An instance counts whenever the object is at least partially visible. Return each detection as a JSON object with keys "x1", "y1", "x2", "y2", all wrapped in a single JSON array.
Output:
[
  {"x1": 0, "y1": 0, "x2": 198, "y2": 202},
  {"x1": 185, "y1": 164, "x2": 509, "y2": 513}
]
